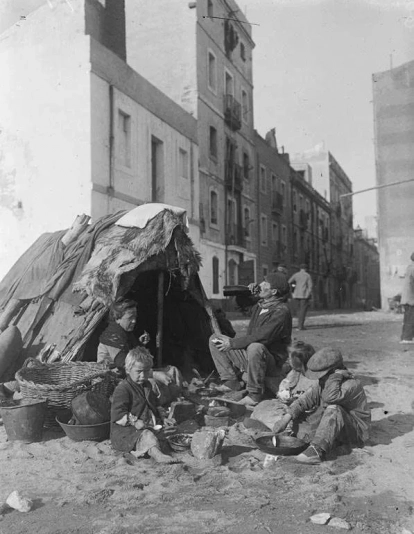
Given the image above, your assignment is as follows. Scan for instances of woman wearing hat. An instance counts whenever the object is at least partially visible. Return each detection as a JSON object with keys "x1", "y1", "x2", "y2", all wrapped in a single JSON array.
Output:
[
  {"x1": 272, "y1": 347, "x2": 371, "y2": 464},
  {"x1": 209, "y1": 272, "x2": 292, "y2": 406}
]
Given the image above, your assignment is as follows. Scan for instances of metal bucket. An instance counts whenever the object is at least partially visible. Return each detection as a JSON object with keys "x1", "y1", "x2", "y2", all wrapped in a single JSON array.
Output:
[{"x1": 0, "y1": 399, "x2": 47, "y2": 443}]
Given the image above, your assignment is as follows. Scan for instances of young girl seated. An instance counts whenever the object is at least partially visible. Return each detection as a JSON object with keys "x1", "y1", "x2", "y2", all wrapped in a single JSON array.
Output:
[
  {"x1": 277, "y1": 341, "x2": 316, "y2": 402},
  {"x1": 110, "y1": 347, "x2": 178, "y2": 464}
]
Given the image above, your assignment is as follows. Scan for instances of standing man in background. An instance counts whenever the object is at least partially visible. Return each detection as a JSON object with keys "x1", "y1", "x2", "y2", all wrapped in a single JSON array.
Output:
[
  {"x1": 289, "y1": 264, "x2": 313, "y2": 331},
  {"x1": 400, "y1": 252, "x2": 414, "y2": 344}
]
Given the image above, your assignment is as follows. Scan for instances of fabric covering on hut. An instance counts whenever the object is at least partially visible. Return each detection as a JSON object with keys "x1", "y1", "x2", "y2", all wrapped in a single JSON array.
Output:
[{"x1": 0, "y1": 204, "x2": 218, "y2": 376}]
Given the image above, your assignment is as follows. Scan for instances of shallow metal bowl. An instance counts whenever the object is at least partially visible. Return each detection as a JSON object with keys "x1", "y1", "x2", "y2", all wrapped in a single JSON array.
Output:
[
  {"x1": 166, "y1": 433, "x2": 192, "y2": 452},
  {"x1": 255, "y1": 434, "x2": 308, "y2": 456}
]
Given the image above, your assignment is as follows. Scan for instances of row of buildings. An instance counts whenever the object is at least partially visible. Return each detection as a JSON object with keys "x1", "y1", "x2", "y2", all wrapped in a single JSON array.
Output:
[{"x1": 0, "y1": 0, "x2": 380, "y2": 310}]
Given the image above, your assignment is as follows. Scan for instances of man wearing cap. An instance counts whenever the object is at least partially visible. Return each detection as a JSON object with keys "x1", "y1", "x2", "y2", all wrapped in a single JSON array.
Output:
[
  {"x1": 400, "y1": 252, "x2": 414, "y2": 344},
  {"x1": 273, "y1": 347, "x2": 371, "y2": 464},
  {"x1": 209, "y1": 273, "x2": 292, "y2": 406}
]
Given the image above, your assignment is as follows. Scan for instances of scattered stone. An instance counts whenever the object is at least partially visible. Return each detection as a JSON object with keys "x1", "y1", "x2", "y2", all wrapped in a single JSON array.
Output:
[
  {"x1": 401, "y1": 529, "x2": 413, "y2": 534},
  {"x1": 329, "y1": 517, "x2": 352, "y2": 530},
  {"x1": 190, "y1": 429, "x2": 225, "y2": 459},
  {"x1": 6, "y1": 491, "x2": 33, "y2": 512},
  {"x1": 310, "y1": 512, "x2": 331, "y2": 525}
]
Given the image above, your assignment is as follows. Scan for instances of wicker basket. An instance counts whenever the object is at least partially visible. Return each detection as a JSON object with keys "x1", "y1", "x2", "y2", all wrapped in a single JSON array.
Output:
[{"x1": 16, "y1": 361, "x2": 117, "y2": 428}]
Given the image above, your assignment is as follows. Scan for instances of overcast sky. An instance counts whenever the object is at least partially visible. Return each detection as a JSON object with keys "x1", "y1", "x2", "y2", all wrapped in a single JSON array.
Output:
[{"x1": 244, "y1": 0, "x2": 414, "y2": 227}]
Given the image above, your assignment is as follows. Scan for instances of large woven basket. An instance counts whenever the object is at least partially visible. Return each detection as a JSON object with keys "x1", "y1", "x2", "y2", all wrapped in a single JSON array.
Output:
[{"x1": 16, "y1": 361, "x2": 117, "y2": 427}]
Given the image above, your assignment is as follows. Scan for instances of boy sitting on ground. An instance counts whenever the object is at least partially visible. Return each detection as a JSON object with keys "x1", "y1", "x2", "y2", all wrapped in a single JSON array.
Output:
[
  {"x1": 273, "y1": 347, "x2": 371, "y2": 465},
  {"x1": 110, "y1": 347, "x2": 178, "y2": 464}
]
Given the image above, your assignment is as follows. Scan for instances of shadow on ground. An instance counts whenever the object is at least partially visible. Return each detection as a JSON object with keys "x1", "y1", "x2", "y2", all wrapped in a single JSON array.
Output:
[{"x1": 369, "y1": 413, "x2": 414, "y2": 446}]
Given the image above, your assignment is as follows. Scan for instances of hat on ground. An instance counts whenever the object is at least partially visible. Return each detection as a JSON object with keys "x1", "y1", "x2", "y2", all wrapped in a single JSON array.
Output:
[
  {"x1": 265, "y1": 272, "x2": 290, "y2": 296},
  {"x1": 304, "y1": 347, "x2": 344, "y2": 380}
]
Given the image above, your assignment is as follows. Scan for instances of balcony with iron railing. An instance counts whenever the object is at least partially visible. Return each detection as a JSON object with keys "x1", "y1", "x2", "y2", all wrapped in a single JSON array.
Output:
[
  {"x1": 223, "y1": 94, "x2": 242, "y2": 131},
  {"x1": 224, "y1": 162, "x2": 243, "y2": 191},
  {"x1": 226, "y1": 222, "x2": 246, "y2": 248},
  {"x1": 271, "y1": 192, "x2": 284, "y2": 214}
]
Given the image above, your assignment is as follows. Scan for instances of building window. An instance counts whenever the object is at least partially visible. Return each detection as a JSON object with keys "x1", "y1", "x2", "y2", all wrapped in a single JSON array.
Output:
[
  {"x1": 209, "y1": 126, "x2": 217, "y2": 158},
  {"x1": 293, "y1": 190, "x2": 297, "y2": 213},
  {"x1": 293, "y1": 230, "x2": 298, "y2": 257},
  {"x1": 241, "y1": 89, "x2": 248, "y2": 123},
  {"x1": 261, "y1": 214, "x2": 268, "y2": 245},
  {"x1": 271, "y1": 173, "x2": 278, "y2": 194},
  {"x1": 240, "y1": 41, "x2": 246, "y2": 61},
  {"x1": 210, "y1": 190, "x2": 218, "y2": 225},
  {"x1": 282, "y1": 225, "x2": 287, "y2": 246},
  {"x1": 179, "y1": 148, "x2": 189, "y2": 179},
  {"x1": 243, "y1": 151, "x2": 250, "y2": 180},
  {"x1": 117, "y1": 110, "x2": 131, "y2": 168},
  {"x1": 281, "y1": 181, "x2": 286, "y2": 204},
  {"x1": 207, "y1": 0, "x2": 214, "y2": 18},
  {"x1": 263, "y1": 265, "x2": 268, "y2": 278},
  {"x1": 244, "y1": 206, "x2": 250, "y2": 237},
  {"x1": 260, "y1": 165, "x2": 266, "y2": 193},
  {"x1": 208, "y1": 51, "x2": 217, "y2": 92},
  {"x1": 212, "y1": 256, "x2": 219, "y2": 294},
  {"x1": 225, "y1": 69, "x2": 234, "y2": 96},
  {"x1": 272, "y1": 222, "x2": 279, "y2": 243}
]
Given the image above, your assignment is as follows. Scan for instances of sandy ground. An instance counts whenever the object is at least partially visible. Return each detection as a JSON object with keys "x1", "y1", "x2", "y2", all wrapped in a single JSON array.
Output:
[{"x1": 1, "y1": 310, "x2": 414, "y2": 534}]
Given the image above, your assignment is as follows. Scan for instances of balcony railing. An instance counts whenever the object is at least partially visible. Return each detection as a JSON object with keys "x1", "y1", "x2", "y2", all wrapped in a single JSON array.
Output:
[
  {"x1": 226, "y1": 223, "x2": 246, "y2": 248},
  {"x1": 224, "y1": 162, "x2": 243, "y2": 191},
  {"x1": 271, "y1": 192, "x2": 284, "y2": 214},
  {"x1": 223, "y1": 94, "x2": 242, "y2": 131}
]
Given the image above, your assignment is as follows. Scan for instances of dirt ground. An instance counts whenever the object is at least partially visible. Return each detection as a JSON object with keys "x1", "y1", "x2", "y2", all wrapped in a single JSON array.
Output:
[{"x1": 1, "y1": 310, "x2": 414, "y2": 534}]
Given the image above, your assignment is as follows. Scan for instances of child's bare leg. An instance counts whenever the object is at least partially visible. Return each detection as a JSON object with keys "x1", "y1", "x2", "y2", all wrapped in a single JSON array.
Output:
[{"x1": 132, "y1": 429, "x2": 180, "y2": 464}]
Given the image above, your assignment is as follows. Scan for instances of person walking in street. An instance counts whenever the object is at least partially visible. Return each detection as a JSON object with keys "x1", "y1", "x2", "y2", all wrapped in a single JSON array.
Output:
[
  {"x1": 400, "y1": 252, "x2": 414, "y2": 344},
  {"x1": 289, "y1": 264, "x2": 313, "y2": 330},
  {"x1": 209, "y1": 273, "x2": 292, "y2": 407}
]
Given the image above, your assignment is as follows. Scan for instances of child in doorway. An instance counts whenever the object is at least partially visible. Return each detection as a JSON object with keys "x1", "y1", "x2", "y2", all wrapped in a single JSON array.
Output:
[{"x1": 110, "y1": 346, "x2": 178, "y2": 463}]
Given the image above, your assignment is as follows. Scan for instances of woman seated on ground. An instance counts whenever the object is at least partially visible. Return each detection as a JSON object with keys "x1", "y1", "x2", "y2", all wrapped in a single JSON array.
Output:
[
  {"x1": 97, "y1": 299, "x2": 150, "y2": 371},
  {"x1": 97, "y1": 299, "x2": 181, "y2": 396},
  {"x1": 111, "y1": 347, "x2": 178, "y2": 464}
]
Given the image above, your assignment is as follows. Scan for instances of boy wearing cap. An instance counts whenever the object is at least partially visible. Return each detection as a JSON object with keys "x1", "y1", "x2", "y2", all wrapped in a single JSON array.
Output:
[
  {"x1": 209, "y1": 273, "x2": 292, "y2": 406},
  {"x1": 273, "y1": 347, "x2": 371, "y2": 464}
]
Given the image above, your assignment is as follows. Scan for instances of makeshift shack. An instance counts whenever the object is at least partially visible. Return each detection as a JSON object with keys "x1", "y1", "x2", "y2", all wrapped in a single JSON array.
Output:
[{"x1": 0, "y1": 204, "x2": 221, "y2": 380}]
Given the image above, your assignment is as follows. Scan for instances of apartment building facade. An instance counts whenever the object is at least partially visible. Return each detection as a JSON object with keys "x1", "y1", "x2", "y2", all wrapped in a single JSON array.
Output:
[
  {"x1": 125, "y1": 0, "x2": 258, "y2": 299},
  {"x1": 290, "y1": 168, "x2": 332, "y2": 309},
  {"x1": 353, "y1": 227, "x2": 381, "y2": 310},
  {"x1": 372, "y1": 60, "x2": 414, "y2": 308},
  {"x1": 254, "y1": 130, "x2": 291, "y2": 278},
  {"x1": 291, "y1": 149, "x2": 355, "y2": 308},
  {"x1": 0, "y1": 0, "x2": 200, "y2": 278}
]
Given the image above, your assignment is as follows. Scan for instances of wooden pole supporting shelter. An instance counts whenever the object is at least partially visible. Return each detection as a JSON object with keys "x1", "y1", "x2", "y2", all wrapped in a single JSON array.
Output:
[{"x1": 156, "y1": 271, "x2": 165, "y2": 367}]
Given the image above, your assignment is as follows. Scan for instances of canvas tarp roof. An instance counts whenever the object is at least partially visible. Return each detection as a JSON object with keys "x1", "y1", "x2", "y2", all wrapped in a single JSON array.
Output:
[{"x1": 0, "y1": 206, "x2": 211, "y2": 364}]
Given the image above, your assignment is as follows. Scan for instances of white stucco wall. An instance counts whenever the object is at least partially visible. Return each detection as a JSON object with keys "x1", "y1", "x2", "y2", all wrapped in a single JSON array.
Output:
[
  {"x1": 0, "y1": 0, "x2": 92, "y2": 278},
  {"x1": 90, "y1": 69, "x2": 200, "y2": 246}
]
